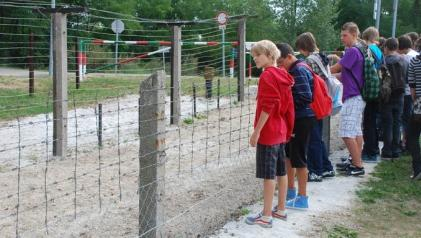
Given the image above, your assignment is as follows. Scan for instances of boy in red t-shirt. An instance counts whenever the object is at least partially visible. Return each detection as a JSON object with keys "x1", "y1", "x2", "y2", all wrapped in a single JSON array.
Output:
[{"x1": 245, "y1": 40, "x2": 295, "y2": 228}]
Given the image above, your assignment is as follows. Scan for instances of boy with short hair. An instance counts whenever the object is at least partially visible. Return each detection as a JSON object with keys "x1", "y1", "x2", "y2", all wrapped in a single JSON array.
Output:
[
  {"x1": 381, "y1": 38, "x2": 408, "y2": 160},
  {"x1": 330, "y1": 22, "x2": 366, "y2": 176},
  {"x1": 398, "y1": 35, "x2": 419, "y2": 152},
  {"x1": 361, "y1": 26, "x2": 383, "y2": 163},
  {"x1": 277, "y1": 43, "x2": 316, "y2": 210},
  {"x1": 295, "y1": 32, "x2": 335, "y2": 182},
  {"x1": 245, "y1": 40, "x2": 294, "y2": 228}
]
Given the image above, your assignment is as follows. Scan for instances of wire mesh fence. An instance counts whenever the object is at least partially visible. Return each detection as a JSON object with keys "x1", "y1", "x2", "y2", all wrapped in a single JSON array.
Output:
[{"x1": 0, "y1": 1, "x2": 262, "y2": 237}]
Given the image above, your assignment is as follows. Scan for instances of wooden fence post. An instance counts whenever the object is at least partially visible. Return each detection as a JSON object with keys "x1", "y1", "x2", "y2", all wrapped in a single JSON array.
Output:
[{"x1": 138, "y1": 71, "x2": 166, "y2": 238}]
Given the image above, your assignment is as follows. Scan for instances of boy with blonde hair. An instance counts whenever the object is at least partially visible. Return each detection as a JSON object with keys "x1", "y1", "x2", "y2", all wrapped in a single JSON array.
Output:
[{"x1": 245, "y1": 40, "x2": 294, "y2": 228}]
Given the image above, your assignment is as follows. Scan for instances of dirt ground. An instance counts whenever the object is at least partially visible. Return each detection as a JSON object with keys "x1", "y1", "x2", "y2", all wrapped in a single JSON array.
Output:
[
  {"x1": 0, "y1": 81, "x2": 356, "y2": 237},
  {"x1": 0, "y1": 87, "x2": 266, "y2": 237}
]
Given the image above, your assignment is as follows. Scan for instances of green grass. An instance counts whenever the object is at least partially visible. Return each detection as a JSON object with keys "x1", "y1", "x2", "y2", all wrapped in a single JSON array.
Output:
[
  {"x1": 0, "y1": 75, "x2": 257, "y2": 121},
  {"x1": 327, "y1": 225, "x2": 358, "y2": 238},
  {"x1": 182, "y1": 114, "x2": 207, "y2": 125},
  {"x1": 356, "y1": 156, "x2": 421, "y2": 204},
  {"x1": 324, "y1": 156, "x2": 421, "y2": 238},
  {"x1": 0, "y1": 76, "x2": 140, "y2": 121}
]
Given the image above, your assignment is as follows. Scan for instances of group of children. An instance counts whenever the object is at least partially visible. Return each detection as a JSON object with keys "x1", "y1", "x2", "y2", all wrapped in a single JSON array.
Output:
[{"x1": 245, "y1": 22, "x2": 421, "y2": 228}]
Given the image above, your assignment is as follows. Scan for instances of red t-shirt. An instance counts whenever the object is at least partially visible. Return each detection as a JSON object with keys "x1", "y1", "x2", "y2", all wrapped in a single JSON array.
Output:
[{"x1": 254, "y1": 66, "x2": 295, "y2": 145}]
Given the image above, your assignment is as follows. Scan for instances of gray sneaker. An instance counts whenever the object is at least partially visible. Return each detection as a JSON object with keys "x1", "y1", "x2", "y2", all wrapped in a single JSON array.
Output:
[
  {"x1": 362, "y1": 154, "x2": 378, "y2": 163},
  {"x1": 322, "y1": 170, "x2": 335, "y2": 178},
  {"x1": 308, "y1": 172, "x2": 323, "y2": 182}
]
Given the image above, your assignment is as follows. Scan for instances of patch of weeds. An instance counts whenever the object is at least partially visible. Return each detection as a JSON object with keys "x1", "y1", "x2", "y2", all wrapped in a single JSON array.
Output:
[
  {"x1": 397, "y1": 203, "x2": 418, "y2": 217},
  {"x1": 356, "y1": 187, "x2": 385, "y2": 204},
  {"x1": 240, "y1": 208, "x2": 250, "y2": 216},
  {"x1": 183, "y1": 118, "x2": 193, "y2": 124},
  {"x1": 194, "y1": 113, "x2": 207, "y2": 120},
  {"x1": 327, "y1": 225, "x2": 358, "y2": 238},
  {"x1": 183, "y1": 114, "x2": 206, "y2": 124}
]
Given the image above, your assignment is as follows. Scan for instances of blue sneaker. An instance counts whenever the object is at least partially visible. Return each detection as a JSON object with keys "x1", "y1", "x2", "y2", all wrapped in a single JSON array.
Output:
[
  {"x1": 286, "y1": 195, "x2": 309, "y2": 210},
  {"x1": 245, "y1": 212, "x2": 273, "y2": 228},
  {"x1": 286, "y1": 188, "x2": 296, "y2": 201}
]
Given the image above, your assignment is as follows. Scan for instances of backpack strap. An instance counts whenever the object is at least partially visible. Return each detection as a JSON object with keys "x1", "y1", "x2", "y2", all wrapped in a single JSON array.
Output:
[
  {"x1": 297, "y1": 62, "x2": 315, "y2": 93},
  {"x1": 348, "y1": 46, "x2": 364, "y2": 94},
  {"x1": 307, "y1": 54, "x2": 330, "y2": 79}
]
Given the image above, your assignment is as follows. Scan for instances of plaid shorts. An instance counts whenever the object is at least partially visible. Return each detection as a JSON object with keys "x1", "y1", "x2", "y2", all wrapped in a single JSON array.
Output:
[
  {"x1": 339, "y1": 95, "x2": 366, "y2": 138},
  {"x1": 256, "y1": 143, "x2": 286, "y2": 179}
]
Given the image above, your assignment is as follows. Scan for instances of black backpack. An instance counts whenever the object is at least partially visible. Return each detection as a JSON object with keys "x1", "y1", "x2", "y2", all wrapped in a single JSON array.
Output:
[{"x1": 379, "y1": 59, "x2": 405, "y2": 103}]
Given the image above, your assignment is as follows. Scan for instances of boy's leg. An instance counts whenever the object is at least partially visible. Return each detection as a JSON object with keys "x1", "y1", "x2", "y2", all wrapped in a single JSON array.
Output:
[
  {"x1": 408, "y1": 117, "x2": 421, "y2": 177},
  {"x1": 362, "y1": 101, "x2": 380, "y2": 158},
  {"x1": 277, "y1": 175, "x2": 287, "y2": 210},
  {"x1": 392, "y1": 97, "x2": 404, "y2": 157},
  {"x1": 340, "y1": 96, "x2": 365, "y2": 168},
  {"x1": 286, "y1": 158, "x2": 295, "y2": 189},
  {"x1": 307, "y1": 120, "x2": 324, "y2": 177},
  {"x1": 263, "y1": 179, "x2": 276, "y2": 216},
  {"x1": 343, "y1": 137, "x2": 363, "y2": 167},
  {"x1": 291, "y1": 117, "x2": 314, "y2": 196},
  {"x1": 296, "y1": 168, "x2": 308, "y2": 196},
  {"x1": 381, "y1": 104, "x2": 393, "y2": 158}
]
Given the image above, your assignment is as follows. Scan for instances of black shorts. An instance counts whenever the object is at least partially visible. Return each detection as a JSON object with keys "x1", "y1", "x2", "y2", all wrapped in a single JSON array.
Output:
[
  {"x1": 256, "y1": 143, "x2": 286, "y2": 179},
  {"x1": 285, "y1": 117, "x2": 316, "y2": 168}
]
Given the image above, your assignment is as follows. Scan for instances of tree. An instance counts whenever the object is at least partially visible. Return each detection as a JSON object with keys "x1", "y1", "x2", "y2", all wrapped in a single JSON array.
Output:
[{"x1": 270, "y1": 0, "x2": 339, "y2": 50}]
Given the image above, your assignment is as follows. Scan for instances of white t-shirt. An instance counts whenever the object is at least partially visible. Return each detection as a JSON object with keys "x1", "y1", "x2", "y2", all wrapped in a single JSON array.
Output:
[{"x1": 408, "y1": 49, "x2": 420, "y2": 58}]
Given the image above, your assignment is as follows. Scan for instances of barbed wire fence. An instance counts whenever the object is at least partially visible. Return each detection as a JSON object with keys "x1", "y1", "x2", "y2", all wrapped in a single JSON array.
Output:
[{"x1": 0, "y1": 1, "x2": 263, "y2": 237}]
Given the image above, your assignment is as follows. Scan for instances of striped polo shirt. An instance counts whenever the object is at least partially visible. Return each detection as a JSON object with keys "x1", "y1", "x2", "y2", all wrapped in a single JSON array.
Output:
[{"x1": 408, "y1": 55, "x2": 421, "y2": 97}]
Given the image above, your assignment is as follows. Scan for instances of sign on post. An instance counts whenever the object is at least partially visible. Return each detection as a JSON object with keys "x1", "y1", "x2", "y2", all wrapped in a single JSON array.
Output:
[
  {"x1": 111, "y1": 19, "x2": 124, "y2": 34},
  {"x1": 216, "y1": 11, "x2": 228, "y2": 30},
  {"x1": 216, "y1": 12, "x2": 229, "y2": 79},
  {"x1": 111, "y1": 19, "x2": 124, "y2": 74}
]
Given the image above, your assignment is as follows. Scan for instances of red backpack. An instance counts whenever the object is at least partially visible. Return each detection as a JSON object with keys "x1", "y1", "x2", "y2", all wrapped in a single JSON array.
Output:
[{"x1": 299, "y1": 63, "x2": 332, "y2": 120}]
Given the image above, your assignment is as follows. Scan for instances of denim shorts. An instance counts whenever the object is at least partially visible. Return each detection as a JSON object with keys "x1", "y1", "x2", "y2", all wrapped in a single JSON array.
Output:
[{"x1": 256, "y1": 143, "x2": 286, "y2": 179}]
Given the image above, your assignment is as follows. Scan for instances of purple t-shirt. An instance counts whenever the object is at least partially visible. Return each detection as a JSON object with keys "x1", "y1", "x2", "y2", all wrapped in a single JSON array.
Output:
[{"x1": 339, "y1": 47, "x2": 364, "y2": 102}]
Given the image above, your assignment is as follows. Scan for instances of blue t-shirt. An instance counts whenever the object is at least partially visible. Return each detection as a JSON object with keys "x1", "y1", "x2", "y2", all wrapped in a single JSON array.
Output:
[{"x1": 368, "y1": 44, "x2": 383, "y2": 70}]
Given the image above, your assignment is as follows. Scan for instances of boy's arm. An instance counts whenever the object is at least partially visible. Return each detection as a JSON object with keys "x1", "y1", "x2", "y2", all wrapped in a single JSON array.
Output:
[
  {"x1": 409, "y1": 62, "x2": 416, "y2": 101},
  {"x1": 250, "y1": 111, "x2": 269, "y2": 147},
  {"x1": 411, "y1": 88, "x2": 416, "y2": 101},
  {"x1": 291, "y1": 68, "x2": 313, "y2": 107},
  {"x1": 330, "y1": 62, "x2": 342, "y2": 74}
]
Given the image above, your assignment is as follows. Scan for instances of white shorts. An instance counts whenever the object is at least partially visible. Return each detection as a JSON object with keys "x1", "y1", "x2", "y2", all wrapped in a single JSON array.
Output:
[{"x1": 339, "y1": 95, "x2": 366, "y2": 138}]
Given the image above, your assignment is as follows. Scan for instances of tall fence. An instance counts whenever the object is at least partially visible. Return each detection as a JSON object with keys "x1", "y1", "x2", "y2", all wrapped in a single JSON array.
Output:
[{"x1": 0, "y1": 2, "x2": 259, "y2": 237}]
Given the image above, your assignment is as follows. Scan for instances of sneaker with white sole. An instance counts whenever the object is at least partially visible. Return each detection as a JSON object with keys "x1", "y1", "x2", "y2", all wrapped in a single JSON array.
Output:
[
  {"x1": 272, "y1": 206, "x2": 287, "y2": 221},
  {"x1": 286, "y1": 195, "x2": 309, "y2": 210},
  {"x1": 308, "y1": 172, "x2": 323, "y2": 182},
  {"x1": 336, "y1": 157, "x2": 352, "y2": 171},
  {"x1": 245, "y1": 212, "x2": 273, "y2": 228},
  {"x1": 322, "y1": 170, "x2": 335, "y2": 178},
  {"x1": 345, "y1": 164, "x2": 365, "y2": 176},
  {"x1": 410, "y1": 171, "x2": 421, "y2": 181},
  {"x1": 286, "y1": 188, "x2": 296, "y2": 201}
]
